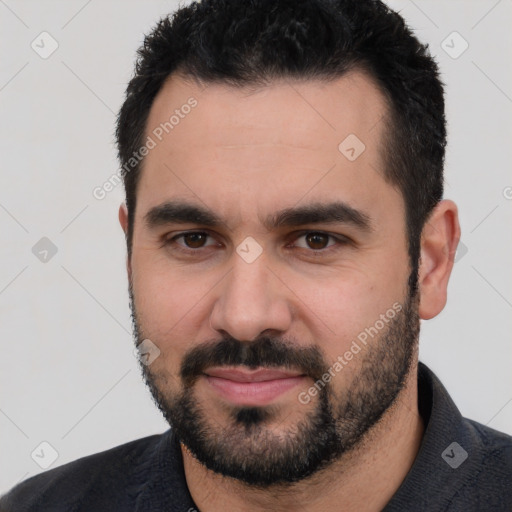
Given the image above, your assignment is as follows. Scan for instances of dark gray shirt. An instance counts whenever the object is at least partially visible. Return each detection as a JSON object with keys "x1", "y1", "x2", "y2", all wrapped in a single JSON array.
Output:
[{"x1": 1, "y1": 362, "x2": 511, "y2": 511}]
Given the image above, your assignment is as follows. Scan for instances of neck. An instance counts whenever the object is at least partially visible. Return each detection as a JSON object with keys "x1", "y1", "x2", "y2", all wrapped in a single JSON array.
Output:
[{"x1": 181, "y1": 362, "x2": 424, "y2": 512}]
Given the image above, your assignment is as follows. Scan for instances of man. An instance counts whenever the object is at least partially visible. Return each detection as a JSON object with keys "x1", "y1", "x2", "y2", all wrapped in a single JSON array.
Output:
[{"x1": 1, "y1": 0, "x2": 511, "y2": 510}]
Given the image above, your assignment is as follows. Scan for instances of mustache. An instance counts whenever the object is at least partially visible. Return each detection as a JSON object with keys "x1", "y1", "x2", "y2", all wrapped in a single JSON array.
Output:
[{"x1": 180, "y1": 336, "x2": 329, "y2": 387}]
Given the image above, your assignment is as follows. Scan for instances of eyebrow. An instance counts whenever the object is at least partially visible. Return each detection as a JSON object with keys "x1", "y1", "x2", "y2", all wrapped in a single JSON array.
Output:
[
  {"x1": 145, "y1": 201, "x2": 224, "y2": 229},
  {"x1": 144, "y1": 200, "x2": 373, "y2": 232},
  {"x1": 265, "y1": 201, "x2": 372, "y2": 232}
]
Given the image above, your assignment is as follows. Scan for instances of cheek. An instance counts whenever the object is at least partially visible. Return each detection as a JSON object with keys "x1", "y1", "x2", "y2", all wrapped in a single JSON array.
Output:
[
  {"x1": 131, "y1": 256, "x2": 217, "y2": 348},
  {"x1": 131, "y1": 270, "x2": 199, "y2": 380},
  {"x1": 290, "y1": 263, "x2": 407, "y2": 365}
]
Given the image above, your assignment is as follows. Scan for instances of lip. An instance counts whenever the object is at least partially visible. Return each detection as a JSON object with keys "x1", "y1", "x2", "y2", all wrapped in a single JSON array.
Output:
[{"x1": 203, "y1": 367, "x2": 306, "y2": 406}]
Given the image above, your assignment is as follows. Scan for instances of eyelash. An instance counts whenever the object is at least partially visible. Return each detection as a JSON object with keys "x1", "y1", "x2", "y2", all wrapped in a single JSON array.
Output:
[{"x1": 163, "y1": 230, "x2": 350, "y2": 256}]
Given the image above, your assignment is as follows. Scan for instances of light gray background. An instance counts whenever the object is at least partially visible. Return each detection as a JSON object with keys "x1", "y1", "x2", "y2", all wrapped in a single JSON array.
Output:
[{"x1": 1, "y1": 0, "x2": 511, "y2": 494}]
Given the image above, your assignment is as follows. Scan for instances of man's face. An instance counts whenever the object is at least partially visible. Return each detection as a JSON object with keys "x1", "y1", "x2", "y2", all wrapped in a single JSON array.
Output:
[{"x1": 124, "y1": 72, "x2": 419, "y2": 486}]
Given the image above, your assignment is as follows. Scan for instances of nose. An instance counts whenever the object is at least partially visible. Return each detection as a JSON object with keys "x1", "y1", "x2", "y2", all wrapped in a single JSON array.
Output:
[{"x1": 209, "y1": 255, "x2": 293, "y2": 342}]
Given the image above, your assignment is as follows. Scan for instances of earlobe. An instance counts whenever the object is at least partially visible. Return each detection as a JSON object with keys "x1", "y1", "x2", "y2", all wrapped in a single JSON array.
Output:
[
  {"x1": 119, "y1": 202, "x2": 129, "y2": 234},
  {"x1": 118, "y1": 202, "x2": 132, "y2": 280},
  {"x1": 417, "y1": 200, "x2": 461, "y2": 320}
]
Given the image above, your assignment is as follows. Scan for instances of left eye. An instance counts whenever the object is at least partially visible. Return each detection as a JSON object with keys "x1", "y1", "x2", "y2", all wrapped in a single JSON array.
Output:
[
  {"x1": 173, "y1": 232, "x2": 217, "y2": 249},
  {"x1": 293, "y1": 232, "x2": 337, "y2": 250}
]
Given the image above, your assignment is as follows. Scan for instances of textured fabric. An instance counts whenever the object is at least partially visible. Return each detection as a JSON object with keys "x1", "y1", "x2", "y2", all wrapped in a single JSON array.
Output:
[
  {"x1": 1, "y1": 363, "x2": 511, "y2": 511},
  {"x1": 382, "y1": 364, "x2": 512, "y2": 511}
]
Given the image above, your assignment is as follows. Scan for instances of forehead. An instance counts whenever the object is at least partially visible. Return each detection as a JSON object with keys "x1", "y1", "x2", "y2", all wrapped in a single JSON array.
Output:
[
  {"x1": 136, "y1": 71, "x2": 401, "y2": 228},
  {"x1": 145, "y1": 70, "x2": 387, "y2": 151}
]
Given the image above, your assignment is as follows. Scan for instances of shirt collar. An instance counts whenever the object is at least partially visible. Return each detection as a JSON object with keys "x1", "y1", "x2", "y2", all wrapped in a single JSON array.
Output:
[{"x1": 383, "y1": 362, "x2": 483, "y2": 510}]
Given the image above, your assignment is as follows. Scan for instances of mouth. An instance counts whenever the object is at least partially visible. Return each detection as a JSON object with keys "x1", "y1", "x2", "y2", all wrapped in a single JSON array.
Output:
[{"x1": 203, "y1": 367, "x2": 307, "y2": 406}]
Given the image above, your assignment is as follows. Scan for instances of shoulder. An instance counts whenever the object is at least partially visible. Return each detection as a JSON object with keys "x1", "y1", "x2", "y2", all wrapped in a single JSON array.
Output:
[
  {"x1": 448, "y1": 418, "x2": 512, "y2": 510},
  {"x1": 388, "y1": 363, "x2": 512, "y2": 511},
  {"x1": 0, "y1": 432, "x2": 167, "y2": 512},
  {"x1": 465, "y1": 418, "x2": 512, "y2": 481}
]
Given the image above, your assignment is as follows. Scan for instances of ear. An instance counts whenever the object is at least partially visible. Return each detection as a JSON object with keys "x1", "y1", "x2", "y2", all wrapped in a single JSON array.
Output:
[
  {"x1": 118, "y1": 202, "x2": 132, "y2": 280},
  {"x1": 418, "y1": 199, "x2": 461, "y2": 320},
  {"x1": 119, "y1": 202, "x2": 129, "y2": 234}
]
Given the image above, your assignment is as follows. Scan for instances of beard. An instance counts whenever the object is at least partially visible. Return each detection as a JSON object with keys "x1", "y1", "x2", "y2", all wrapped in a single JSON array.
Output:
[{"x1": 130, "y1": 283, "x2": 420, "y2": 488}]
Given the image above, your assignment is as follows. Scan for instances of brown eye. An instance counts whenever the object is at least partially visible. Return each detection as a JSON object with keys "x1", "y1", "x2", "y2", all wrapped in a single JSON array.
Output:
[
  {"x1": 165, "y1": 231, "x2": 220, "y2": 254},
  {"x1": 291, "y1": 231, "x2": 344, "y2": 252},
  {"x1": 182, "y1": 232, "x2": 209, "y2": 248},
  {"x1": 305, "y1": 232, "x2": 330, "y2": 250}
]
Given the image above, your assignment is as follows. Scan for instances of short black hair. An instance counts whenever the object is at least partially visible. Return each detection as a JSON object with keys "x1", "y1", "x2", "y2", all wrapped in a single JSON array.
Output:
[{"x1": 116, "y1": 0, "x2": 446, "y2": 294}]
